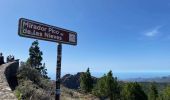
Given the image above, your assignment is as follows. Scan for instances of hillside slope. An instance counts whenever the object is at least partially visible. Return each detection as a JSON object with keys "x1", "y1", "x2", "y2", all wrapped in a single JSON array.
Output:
[{"x1": 61, "y1": 85, "x2": 99, "y2": 100}]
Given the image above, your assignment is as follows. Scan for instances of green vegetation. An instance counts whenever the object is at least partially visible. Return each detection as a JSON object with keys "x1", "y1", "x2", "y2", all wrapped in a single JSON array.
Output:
[
  {"x1": 80, "y1": 68, "x2": 93, "y2": 93},
  {"x1": 15, "y1": 90, "x2": 22, "y2": 100},
  {"x1": 27, "y1": 40, "x2": 49, "y2": 79},
  {"x1": 92, "y1": 74, "x2": 107, "y2": 99},
  {"x1": 92, "y1": 71, "x2": 120, "y2": 100},
  {"x1": 80, "y1": 68, "x2": 170, "y2": 100},
  {"x1": 121, "y1": 82, "x2": 147, "y2": 100},
  {"x1": 81, "y1": 69, "x2": 147, "y2": 100},
  {"x1": 148, "y1": 83, "x2": 158, "y2": 100},
  {"x1": 161, "y1": 85, "x2": 170, "y2": 100},
  {"x1": 14, "y1": 40, "x2": 54, "y2": 100},
  {"x1": 15, "y1": 61, "x2": 55, "y2": 100},
  {"x1": 106, "y1": 71, "x2": 120, "y2": 100}
]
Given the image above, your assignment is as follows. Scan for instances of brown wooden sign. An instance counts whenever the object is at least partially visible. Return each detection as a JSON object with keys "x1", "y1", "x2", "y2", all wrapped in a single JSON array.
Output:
[{"x1": 18, "y1": 18, "x2": 77, "y2": 45}]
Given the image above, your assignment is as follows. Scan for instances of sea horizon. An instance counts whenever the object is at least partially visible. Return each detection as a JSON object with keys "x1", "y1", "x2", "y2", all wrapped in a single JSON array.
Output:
[{"x1": 48, "y1": 71, "x2": 170, "y2": 81}]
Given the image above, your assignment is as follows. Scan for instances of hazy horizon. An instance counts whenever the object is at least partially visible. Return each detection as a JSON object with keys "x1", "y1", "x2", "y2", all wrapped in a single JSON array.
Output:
[{"x1": 48, "y1": 71, "x2": 170, "y2": 80}]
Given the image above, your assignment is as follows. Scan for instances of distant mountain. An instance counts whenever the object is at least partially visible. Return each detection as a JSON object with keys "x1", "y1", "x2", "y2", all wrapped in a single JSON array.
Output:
[{"x1": 125, "y1": 75, "x2": 170, "y2": 83}]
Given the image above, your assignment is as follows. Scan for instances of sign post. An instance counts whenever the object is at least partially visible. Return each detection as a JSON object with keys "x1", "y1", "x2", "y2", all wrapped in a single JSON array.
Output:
[
  {"x1": 18, "y1": 18, "x2": 77, "y2": 100},
  {"x1": 56, "y1": 43, "x2": 62, "y2": 100}
]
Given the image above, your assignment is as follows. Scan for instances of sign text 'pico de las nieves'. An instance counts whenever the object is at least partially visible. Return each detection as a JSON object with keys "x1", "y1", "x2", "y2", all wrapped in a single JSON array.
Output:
[{"x1": 18, "y1": 18, "x2": 77, "y2": 45}]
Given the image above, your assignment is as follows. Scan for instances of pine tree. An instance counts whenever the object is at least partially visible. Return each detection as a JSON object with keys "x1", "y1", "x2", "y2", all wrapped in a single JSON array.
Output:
[
  {"x1": 28, "y1": 40, "x2": 43, "y2": 69},
  {"x1": 92, "y1": 74, "x2": 107, "y2": 99},
  {"x1": 41, "y1": 63, "x2": 49, "y2": 79},
  {"x1": 80, "y1": 68, "x2": 93, "y2": 93},
  {"x1": 106, "y1": 71, "x2": 120, "y2": 100},
  {"x1": 92, "y1": 71, "x2": 120, "y2": 100},
  {"x1": 27, "y1": 40, "x2": 48, "y2": 79},
  {"x1": 121, "y1": 82, "x2": 148, "y2": 100},
  {"x1": 148, "y1": 83, "x2": 158, "y2": 100}
]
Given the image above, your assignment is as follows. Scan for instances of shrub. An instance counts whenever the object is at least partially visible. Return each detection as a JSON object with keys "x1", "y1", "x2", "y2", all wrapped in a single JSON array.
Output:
[
  {"x1": 17, "y1": 62, "x2": 41, "y2": 85},
  {"x1": 16, "y1": 62, "x2": 55, "y2": 100},
  {"x1": 15, "y1": 80, "x2": 37, "y2": 99},
  {"x1": 15, "y1": 80, "x2": 54, "y2": 100},
  {"x1": 14, "y1": 90, "x2": 22, "y2": 100}
]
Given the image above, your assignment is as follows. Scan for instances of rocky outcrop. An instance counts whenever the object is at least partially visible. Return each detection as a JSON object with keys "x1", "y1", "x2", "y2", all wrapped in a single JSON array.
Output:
[
  {"x1": 0, "y1": 60, "x2": 19, "y2": 100},
  {"x1": 61, "y1": 72, "x2": 84, "y2": 89},
  {"x1": 61, "y1": 72, "x2": 97, "y2": 89}
]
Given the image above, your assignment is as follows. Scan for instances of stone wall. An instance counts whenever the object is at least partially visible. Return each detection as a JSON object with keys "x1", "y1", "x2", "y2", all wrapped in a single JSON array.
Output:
[{"x1": 0, "y1": 60, "x2": 19, "y2": 100}]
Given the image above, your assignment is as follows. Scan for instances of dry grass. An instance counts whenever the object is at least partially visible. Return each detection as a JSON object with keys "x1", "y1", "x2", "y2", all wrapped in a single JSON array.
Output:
[{"x1": 60, "y1": 85, "x2": 99, "y2": 100}]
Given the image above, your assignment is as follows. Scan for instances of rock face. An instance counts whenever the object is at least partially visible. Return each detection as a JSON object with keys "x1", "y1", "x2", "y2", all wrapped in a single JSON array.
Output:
[
  {"x1": 61, "y1": 72, "x2": 84, "y2": 89},
  {"x1": 61, "y1": 72, "x2": 97, "y2": 89},
  {"x1": 0, "y1": 60, "x2": 19, "y2": 100}
]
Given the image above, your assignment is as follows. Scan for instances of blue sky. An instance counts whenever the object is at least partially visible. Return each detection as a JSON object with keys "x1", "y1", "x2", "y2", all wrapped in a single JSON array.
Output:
[{"x1": 0, "y1": 0, "x2": 170, "y2": 78}]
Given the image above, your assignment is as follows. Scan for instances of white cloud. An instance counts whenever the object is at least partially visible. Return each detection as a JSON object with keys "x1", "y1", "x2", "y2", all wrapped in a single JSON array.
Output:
[
  {"x1": 145, "y1": 29, "x2": 159, "y2": 37},
  {"x1": 144, "y1": 26, "x2": 161, "y2": 37}
]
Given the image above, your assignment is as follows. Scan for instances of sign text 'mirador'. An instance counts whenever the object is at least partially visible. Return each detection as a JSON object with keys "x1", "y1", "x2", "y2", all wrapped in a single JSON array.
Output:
[{"x1": 22, "y1": 21, "x2": 63, "y2": 36}]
